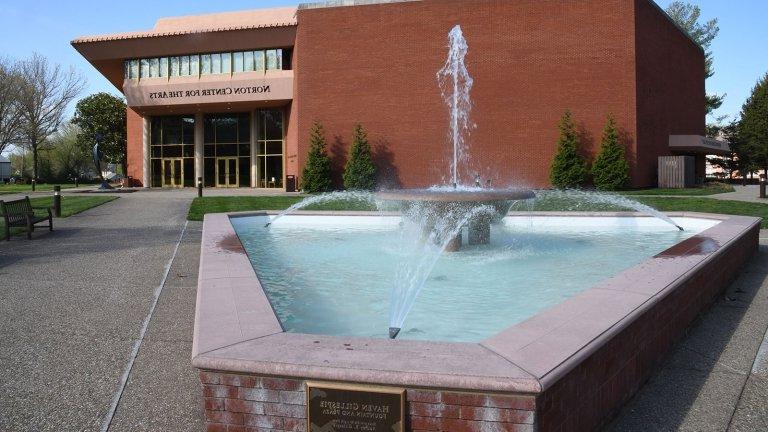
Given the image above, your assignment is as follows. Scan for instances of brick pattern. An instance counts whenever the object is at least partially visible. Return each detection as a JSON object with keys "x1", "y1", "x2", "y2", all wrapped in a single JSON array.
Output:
[
  {"x1": 537, "y1": 224, "x2": 760, "y2": 432},
  {"x1": 200, "y1": 372, "x2": 307, "y2": 432},
  {"x1": 126, "y1": 107, "x2": 144, "y2": 187},
  {"x1": 295, "y1": 0, "x2": 704, "y2": 189},
  {"x1": 634, "y1": 0, "x2": 706, "y2": 186},
  {"x1": 199, "y1": 371, "x2": 537, "y2": 432}
]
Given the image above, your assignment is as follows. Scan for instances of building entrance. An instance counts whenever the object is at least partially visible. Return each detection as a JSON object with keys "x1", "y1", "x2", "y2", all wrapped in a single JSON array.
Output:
[
  {"x1": 216, "y1": 157, "x2": 239, "y2": 188},
  {"x1": 162, "y1": 158, "x2": 184, "y2": 188}
]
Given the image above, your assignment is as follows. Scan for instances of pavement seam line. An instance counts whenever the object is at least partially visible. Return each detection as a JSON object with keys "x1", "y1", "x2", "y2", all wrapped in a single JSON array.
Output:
[{"x1": 99, "y1": 220, "x2": 189, "y2": 432}]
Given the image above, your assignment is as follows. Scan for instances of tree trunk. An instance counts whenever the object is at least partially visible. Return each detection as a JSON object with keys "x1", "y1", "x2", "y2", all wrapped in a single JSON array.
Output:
[{"x1": 32, "y1": 142, "x2": 38, "y2": 191}]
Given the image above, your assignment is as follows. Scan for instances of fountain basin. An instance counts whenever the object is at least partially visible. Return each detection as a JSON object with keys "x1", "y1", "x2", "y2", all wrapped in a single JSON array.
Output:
[{"x1": 194, "y1": 210, "x2": 759, "y2": 432}]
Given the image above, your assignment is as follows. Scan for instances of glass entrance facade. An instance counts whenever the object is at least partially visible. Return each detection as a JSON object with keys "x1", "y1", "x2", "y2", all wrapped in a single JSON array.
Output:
[
  {"x1": 203, "y1": 113, "x2": 251, "y2": 188},
  {"x1": 256, "y1": 110, "x2": 284, "y2": 188},
  {"x1": 150, "y1": 116, "x2": 195, "y2": 188},
  {"x1": 148, "y1": 110, "x2": 284, "y2": 189}
]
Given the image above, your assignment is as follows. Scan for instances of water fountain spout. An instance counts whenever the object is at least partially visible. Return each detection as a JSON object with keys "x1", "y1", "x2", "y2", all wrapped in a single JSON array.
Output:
[{"x1": 389, "y1": 327, "x2": 401, "y2": 339}]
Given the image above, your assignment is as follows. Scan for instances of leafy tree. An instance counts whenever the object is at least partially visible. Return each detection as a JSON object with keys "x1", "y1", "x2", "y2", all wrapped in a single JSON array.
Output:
[
  {"x1": 665, "y1": 1, "x2": 724, "y2": 114},
  {"x1": 0, "y1": 57, "x2": 23, "y2": 156},
  {"x1": 343, "y1": 124, "x2": 377, "y2": 191},
  {"x1": 301, "y1": 121, "x2": 333, "y2": 193},
  {"x1": 707, "y1": 120, "x2": 755, "y2": 183},
  {"x1": 549, "y1": 111, "x2": 588, "y2": 189},
  {"x1": 72, "y1": 92, "x2": 127, "y2": 174},
  {"x1": 740, "y1": 74, "x2": 768, "y2": 176},
  {"x1": 49, "y1": 123, "x2": 91, "y2": 182},
  {"x1": 17, "y1": 53, "x2": 85, "y2": 188},
  {"x1": 591, "y1": 115, "x2": 630, "y2": 190}
]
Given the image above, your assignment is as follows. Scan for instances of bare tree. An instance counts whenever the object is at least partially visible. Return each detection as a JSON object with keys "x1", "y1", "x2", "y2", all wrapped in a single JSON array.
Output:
[
  {"x1": 17, "y1": 53, "x2": 85, "y2": 187},
  {"x1": 0, "y1": 57, "x2": 24, "y2": 156}
]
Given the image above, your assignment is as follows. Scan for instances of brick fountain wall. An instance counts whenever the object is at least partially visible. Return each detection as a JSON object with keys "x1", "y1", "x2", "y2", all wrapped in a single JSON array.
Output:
[{"x1": 200, "y1": 372, "x2": 536, "y2": 432}]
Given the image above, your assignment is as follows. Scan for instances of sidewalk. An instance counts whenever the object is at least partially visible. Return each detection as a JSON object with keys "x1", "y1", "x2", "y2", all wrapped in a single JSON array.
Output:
[
  {"x1": 709, "y1": 185, "x2": 768, "y2": 204},
  {"x1": 607, "y1": 234, "x2": 768, "y2": 431},
  {"x1": 0, "y1": 190, "x2": 203, "y2": 431}
]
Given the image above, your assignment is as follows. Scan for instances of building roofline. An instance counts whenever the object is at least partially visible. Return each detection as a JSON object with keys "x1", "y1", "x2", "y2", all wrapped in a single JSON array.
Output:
[
  {"x1": 644, "y1": 0, "x2": 705, "y2": 53},
  {"x1": 298, "y1": 0, "x2": 421, "y2": 10},
  {"x1": 72, "y1": 6, "x2": 297, "y2": 44}
]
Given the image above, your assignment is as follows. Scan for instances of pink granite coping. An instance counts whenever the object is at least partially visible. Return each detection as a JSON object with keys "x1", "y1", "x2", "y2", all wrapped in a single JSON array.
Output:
[{"x1": 192, "y1": 210, "x2": 761, "y2": 395}]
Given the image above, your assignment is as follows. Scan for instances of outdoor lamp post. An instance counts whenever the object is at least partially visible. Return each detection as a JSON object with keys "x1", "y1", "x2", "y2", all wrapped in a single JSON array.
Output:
[
  {"x1": 53, "y1": 185, "x2": 61, "y2": 217},
  {"x1": 198, "y1": 177, "x2": 203, "y2": 198}
]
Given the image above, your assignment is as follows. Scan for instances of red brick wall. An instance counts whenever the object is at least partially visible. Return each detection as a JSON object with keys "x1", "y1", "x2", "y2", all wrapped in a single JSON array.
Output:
[
  {"x1": 634, "y1": 0, "x2": 706, "y2": 187},
  {"x1": 538, "y1": 223, "x2": 760, "y2": 431},
  {"x1": 126, "y1": 107, "x2": 145, "y2": 186},
  {"x1": 199, "y1": 372, "x2": 537, "y2": 432},
  {"x1": 296, "y1": 0, "x2": 639, "y2": 189},
  {"x1": 294, "y1": 0, "x2": 705, "y2": 189}
]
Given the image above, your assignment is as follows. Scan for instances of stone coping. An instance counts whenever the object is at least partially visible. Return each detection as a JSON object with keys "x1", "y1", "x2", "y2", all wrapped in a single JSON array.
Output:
[{"x1": 193, "y1": 210, "x2": 761, "y2": 395}]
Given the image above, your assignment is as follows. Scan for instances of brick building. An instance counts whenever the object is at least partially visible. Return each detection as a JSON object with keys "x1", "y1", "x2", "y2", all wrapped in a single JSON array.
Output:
[{"x1": 72, "y1": 0, "x2": 713, "y2": 190}]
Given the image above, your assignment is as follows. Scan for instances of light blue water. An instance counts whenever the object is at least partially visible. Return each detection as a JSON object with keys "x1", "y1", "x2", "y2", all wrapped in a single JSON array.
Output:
[{"x1": 231, "y1": 215, "x2": 714, "y2": 343}]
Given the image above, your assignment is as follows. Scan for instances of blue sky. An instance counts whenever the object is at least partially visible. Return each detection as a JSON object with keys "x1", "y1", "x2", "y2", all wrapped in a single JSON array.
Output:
[{"x1": 0, "y1": 0, "x2": 766, "y2": 123}]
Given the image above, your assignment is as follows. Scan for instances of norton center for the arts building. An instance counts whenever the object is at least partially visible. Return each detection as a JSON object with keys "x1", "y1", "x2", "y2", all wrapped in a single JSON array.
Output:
[{"x1": 72, "y1": 0, "x2": 722, "y2": 190}]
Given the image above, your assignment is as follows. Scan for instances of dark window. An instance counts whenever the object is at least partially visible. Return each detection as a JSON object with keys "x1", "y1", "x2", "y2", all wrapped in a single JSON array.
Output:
[
  {"x1": 239, "y1": 157, "x2": 251, "y2": 187},
  {"x1": 204, "y1": 158, "x2": 215, "y2": 187},
  {"x1": 184, "y1": 158, "x2": 195, "y2": 187},
  {"x1": 204, "y1": 117, "x2": 215, "y2": 143},
  {"x1": 182, "y1": 117, "x2": 195, "y2": 143},
  {"x1": 148, "y1": 115, "x2": 195, "y2": 187},
  {"x1": 238, "y1": 113, "x2": 250, "y2": 142},
  {"x1": 151, "y1": 159, "x2": 162, "y2": 187},
  {"x1": 215, "y1": 116, "x2": 238, "y2": 143}
]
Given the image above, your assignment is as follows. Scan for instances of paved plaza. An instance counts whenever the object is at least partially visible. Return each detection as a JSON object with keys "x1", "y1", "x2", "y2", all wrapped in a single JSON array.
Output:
[{"x1": 0, "y1": 188, "x2": 767, "y2": 431}]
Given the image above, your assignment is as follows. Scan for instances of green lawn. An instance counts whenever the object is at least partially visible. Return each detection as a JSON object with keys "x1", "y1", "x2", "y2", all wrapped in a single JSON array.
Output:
[
  {"x1": 633, "y1": 197, "x2": 768, "y2": 228},
  {"x1": 0, "y1": 195, "x2": 117, "y2": 240},
  {"x1": 0, "y1": 183, "x2": 80, "y2": 195},
  {"x1": 620, "y1": 182, "x2": 735, "y2": 196},
  {"x1": 188, "y1": 194, "x2": 767, "y2": 228},
  {"x1": 187, "y1": 196, "x2": 376, "y2": 221}
]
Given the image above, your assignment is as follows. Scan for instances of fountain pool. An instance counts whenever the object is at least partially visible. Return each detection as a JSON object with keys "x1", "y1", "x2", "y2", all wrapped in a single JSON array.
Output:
[
  {"x1": 232, "y1": 214, "x2": 717, "y2": 342},
  {"x1": 192, "y1": 23, "x2": 762, "y2": 432}
]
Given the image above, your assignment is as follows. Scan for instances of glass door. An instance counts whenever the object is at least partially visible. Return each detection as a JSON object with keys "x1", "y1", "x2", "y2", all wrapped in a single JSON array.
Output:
[
  {"x1": 256, "y1": 109, "x2": 284, "y2": 188},
  {"x1": 162, "y1": 158, "x2": 183, "y2": 188},
  {"x1": 216, "y1": 157, "x2": 239, "y2": 188}
]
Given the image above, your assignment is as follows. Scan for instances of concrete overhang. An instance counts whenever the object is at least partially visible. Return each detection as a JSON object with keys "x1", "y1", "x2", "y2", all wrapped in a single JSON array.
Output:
[
  {"x1": 71, "y1": 7, "x2": 297, "y2": 91},
  {"x1": 669, "y1": 135, "x2": 731, "y2": 156},
  {"x1": 123, "y1": 70, "x2": 294, "y2": 115}
]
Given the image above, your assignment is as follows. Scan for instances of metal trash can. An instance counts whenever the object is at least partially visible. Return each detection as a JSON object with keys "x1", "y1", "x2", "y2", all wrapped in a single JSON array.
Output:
[
  {"x1": 760, "y1": 180, "x2": 766, "y2": 199},
  {"x1": 286, "y1": 175, "x2": 297, "y2": 192}
]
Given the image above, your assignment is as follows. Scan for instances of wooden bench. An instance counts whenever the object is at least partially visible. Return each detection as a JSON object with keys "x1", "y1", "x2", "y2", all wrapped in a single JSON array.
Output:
[{"x1": 0, "y1": 196, "x2": 53, "y2": 240}]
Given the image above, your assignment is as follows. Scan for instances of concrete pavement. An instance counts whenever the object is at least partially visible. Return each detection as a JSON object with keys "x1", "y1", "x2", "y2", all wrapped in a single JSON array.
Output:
[
  {"x1": 0, "y1": 190, "x2": 202, "y2": 431},
  {"x1": 607, "y1": 236, "x2": 768, "y2": 431},
  {"x1": 1, "y1": 188, "x2": 768, "y2": 431},
  {"x1": 709, "y1": 185, "x2": 768, "y2": 203}
]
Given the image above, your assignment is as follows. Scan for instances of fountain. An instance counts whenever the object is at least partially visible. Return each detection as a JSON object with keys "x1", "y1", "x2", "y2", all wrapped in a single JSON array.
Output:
[
  {"x1": 376, "y1": 25, "x2": 535, "y2": 337},
  {"x1": 377, "y1": 25, "x2": 535, "y2": 256},
  {"x1": 262, "y1": 25, "x2": 685, "y2": 340},
  {"x1": 193, "y1": 23, "x2": 762, "y2": 432}
]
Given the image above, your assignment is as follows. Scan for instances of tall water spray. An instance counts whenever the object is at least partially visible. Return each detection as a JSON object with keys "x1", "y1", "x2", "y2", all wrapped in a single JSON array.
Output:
[{"x1": 437, "y1": 25, "x2": 474, "y2": 187}]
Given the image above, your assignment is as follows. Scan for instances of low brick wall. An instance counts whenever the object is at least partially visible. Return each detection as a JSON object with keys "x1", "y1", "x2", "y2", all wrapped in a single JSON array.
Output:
[
  {"x1": 537, "y1": 223, "x2": 761, "y2": 431},
  {"x1": 200, "y1": 371, "x2": 537, "y2": 432},
  {"x1": 195, "y1": 212, "x2": 761, "y2": 432}
]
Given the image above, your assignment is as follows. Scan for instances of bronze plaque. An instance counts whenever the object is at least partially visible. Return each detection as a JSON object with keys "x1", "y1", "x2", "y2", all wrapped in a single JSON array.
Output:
[{"x1": 306, "y1": 382, "x2": 404, "y2": 432}]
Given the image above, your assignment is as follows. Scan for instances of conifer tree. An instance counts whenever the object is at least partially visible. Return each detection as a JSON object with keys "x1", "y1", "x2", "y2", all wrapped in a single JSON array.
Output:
[
  {"x1": 592, "y1": 115, "x2": 631, "y2": 190},
  {"x1": 301, "y1": 121, "x2": 333, "y2": 193},
  {"x1": 343, "y1": 124, "x2": 377, "y2": 190},
  {"x1": 549, "y1": 111, "x2": 588, "y2": 189},
  {"x1": 740, "y1": 73, "x2": 768, "y2": 176}
]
